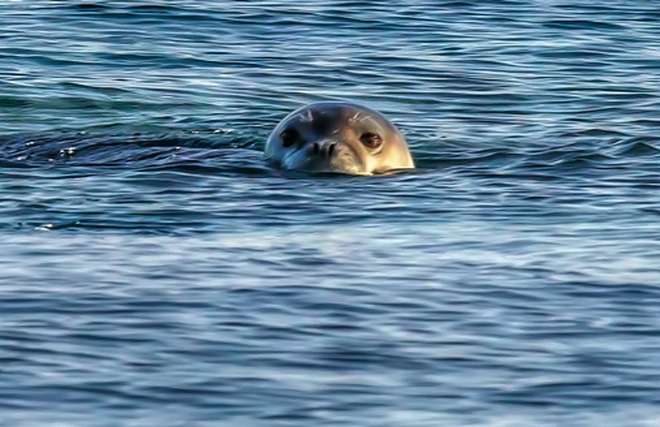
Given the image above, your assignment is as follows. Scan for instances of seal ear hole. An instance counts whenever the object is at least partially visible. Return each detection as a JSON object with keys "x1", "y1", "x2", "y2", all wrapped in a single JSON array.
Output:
[
  {"x1": 360, "y1": 132, "x2": 382, "y2": 149},
  {"x1": 280, "y1": 129, "x2": 299, "y2": 148}
]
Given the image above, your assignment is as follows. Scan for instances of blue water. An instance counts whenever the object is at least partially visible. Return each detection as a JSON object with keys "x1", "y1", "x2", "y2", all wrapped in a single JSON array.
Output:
[{"x1": 2, "y1": 1, "x2": 660, "y2": 426}]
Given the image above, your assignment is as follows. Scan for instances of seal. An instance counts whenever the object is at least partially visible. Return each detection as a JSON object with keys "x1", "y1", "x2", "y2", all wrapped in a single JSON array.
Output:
[{"x1": 265, "y1": 102, "x2": 414, "y2": 175}]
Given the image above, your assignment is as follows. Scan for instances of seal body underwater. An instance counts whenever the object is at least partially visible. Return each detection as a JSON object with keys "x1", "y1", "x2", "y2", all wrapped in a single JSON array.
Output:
[{"x1": 264, "y1": 102, "x2": 414, "y2": 175}]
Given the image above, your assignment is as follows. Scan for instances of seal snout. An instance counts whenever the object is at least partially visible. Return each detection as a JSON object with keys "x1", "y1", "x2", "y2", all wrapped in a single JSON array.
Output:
[{"x1": 310, "y1": 140, "x2": 337, "y2": 159}]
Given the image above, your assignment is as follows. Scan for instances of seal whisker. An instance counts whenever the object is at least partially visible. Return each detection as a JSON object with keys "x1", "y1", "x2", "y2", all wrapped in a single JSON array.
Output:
[{"x1": 298, "y1": 109, "x2": 314, "y2": 123}]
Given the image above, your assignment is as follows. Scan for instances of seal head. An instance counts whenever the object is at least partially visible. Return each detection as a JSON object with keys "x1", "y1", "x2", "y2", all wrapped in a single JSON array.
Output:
[{"x1": 265, "y1": 102, "x2": 414, "y2": 175}]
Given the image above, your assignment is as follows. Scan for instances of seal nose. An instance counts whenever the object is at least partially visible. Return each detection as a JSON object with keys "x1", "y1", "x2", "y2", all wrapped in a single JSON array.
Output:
[{"x1": 311, "y1": 141, "x2": 337, "y2": 158}]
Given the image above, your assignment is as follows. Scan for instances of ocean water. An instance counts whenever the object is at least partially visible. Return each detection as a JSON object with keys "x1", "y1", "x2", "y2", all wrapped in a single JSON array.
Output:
[{"x1": 2, "y1": 1, "x2": 660, "y2": 426}]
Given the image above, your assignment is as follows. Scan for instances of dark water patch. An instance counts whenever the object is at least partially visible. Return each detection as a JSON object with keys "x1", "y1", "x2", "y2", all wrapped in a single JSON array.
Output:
[
  {"x1": 542, "y1": 19, "x2": 628, "y2": 31},
  {"x1": 0, "y1": 132, "x2": 257, "y2": 168},
  {"x1": 70, "y1": 3, "x2": 111, "y2": 12},
  {"x1": 610, "y1": 138, "x2": 660, "y2": 157}
]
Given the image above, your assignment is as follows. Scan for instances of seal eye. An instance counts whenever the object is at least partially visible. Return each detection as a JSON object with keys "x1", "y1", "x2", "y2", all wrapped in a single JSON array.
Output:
[
  {"x1": 360, "y1": 132, "x2": 382, "y2": 149},
  {"x1": 280, "y1": 129, "x2": 299, "y2": 148}
]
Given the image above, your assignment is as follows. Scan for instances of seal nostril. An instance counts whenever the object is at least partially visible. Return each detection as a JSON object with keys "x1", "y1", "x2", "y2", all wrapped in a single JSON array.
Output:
[
  {"x1": 313, "y1": 143, "x2": 320, "y2": 154},
  {"x1": 328, "y1": 143, "x2": 335, "y2": 157}
]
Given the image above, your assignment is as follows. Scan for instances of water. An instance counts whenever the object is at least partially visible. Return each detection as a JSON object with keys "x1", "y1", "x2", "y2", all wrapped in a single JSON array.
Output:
[{"x1": 2, "y1": 1, "x2": 660, "y2": 425}]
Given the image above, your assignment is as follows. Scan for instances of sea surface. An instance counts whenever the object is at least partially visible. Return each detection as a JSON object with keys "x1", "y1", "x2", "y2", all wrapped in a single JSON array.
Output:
[{"x1": 1, "y1": 1, "x2": 660, "y2": 426}]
